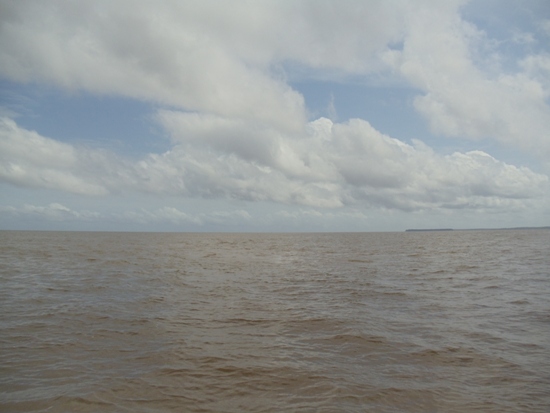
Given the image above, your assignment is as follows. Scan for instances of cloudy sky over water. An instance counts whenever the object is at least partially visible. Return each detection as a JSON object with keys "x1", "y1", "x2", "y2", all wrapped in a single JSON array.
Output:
[{"x1": 1, "y1": 0, "x2": 549, "y2": 232}]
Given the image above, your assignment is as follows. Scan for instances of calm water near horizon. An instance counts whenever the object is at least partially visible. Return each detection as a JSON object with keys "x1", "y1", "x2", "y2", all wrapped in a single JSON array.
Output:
[{"x1": 1, "y1": 230, "x2": 549, "y2": 412}]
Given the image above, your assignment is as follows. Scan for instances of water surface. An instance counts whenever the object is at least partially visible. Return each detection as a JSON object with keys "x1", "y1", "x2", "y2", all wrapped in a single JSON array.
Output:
[{"x1": 1, "y1": 230, "x2": 549, "y2": 412}]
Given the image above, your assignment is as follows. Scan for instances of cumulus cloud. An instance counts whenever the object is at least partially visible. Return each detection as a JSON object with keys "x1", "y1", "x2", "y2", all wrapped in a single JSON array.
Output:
[
  {"x1": 0, "y1": 0, "x2": 549, "y2": 229},
  {"x1": 383, "y1": 3, "x2": 550, "y2": 156},
  {"x1": 0, "y1": 118, "x2": 109, "y2": 195},
  {"x1": 1, "y1": 0, "x2": 548, "y2": 155},
  {"x1": 0, "y1": 1, "x2": 307, "y2": 131},
  {"x1": 1, "y1": 116, "x2": 547, "y2": 214}
]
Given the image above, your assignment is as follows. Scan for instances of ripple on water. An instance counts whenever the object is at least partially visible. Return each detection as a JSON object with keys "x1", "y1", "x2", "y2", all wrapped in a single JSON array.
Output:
[{"x1": 1, "y1": 230, "x2": 549, "y2": 412}]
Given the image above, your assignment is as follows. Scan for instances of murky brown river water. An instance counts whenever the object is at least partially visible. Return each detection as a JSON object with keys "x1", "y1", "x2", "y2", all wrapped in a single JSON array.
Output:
[{"x1": 1, "y1": 230, "x2": 549, "y2": 412}]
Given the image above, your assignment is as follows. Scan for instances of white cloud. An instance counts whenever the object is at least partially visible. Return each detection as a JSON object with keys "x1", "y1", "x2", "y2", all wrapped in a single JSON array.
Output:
[
  {"x1": 122, "y1": 207, "x2": 202, "y2": 226},
  {"x1": 540, "y1": 19, "x2": 550, "y2": 36},
  {"x1": 0, "y1": 202, "x2": 99, "y2": 221},
  {"x1": 125, "y1": 207, "x2": 250, "y2": 226},
  {"x1": 1, "y1": 0, "x2": 548, "y2": 157},
  {"x1": 0, "y1": 1, "x2": 549, "y2": 230},
  {"x1": 0, "y1": 202, "x2": 252, "y2": 229},
  {"x1": 381, "y1": 4, "x2": 550, "y2": 157},
  {"x1": 2, "y1": 115, "x2": 546, "y2": 214},
  {"x1": 0, "y1": 0, "x2": 307, "y2": 131},
  {"x1": 519, "y1": 53, "x2": 550, "y2": 97},
  {"x1": 512, "y1": 30, "x2": 535, "y2": 45},
  {"x1": 0, "y1": 118, "x2": 109, "y2": 195}
]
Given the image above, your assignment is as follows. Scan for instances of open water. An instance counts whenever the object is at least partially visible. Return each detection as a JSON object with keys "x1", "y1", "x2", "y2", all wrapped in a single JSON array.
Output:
[{"x1": 1, "y1": 230, "x2": 549, "y2": 412}]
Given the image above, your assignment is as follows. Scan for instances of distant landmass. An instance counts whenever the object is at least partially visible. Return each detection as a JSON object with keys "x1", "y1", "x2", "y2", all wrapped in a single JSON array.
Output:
[{"x1": 406, "y1": 226, "x2": 549, "y2": 232}]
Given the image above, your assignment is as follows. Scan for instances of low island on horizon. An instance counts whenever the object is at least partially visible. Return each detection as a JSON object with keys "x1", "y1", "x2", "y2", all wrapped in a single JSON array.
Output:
[{"x1": 405, "y1": 226, "x2": 549, "y2": 232}]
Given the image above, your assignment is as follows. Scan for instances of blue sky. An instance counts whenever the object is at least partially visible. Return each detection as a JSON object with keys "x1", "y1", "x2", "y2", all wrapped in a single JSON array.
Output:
[{"x1": 1, "y1": 0, "x2": 549, "y2": 232}]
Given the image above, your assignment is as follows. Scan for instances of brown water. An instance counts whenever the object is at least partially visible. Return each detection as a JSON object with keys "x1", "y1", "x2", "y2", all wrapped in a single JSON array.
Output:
[{"x1": 1, "y1": 230, "x2": 549, "y2": 412}]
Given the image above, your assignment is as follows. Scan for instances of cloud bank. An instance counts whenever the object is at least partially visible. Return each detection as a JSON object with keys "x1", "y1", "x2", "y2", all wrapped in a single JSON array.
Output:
[
  {"x1": 1, "y1": 116, "x2": 547, "y2": 214},
  {"x1": 0, "y1": 0, "x2": 549, "y2": 229}
]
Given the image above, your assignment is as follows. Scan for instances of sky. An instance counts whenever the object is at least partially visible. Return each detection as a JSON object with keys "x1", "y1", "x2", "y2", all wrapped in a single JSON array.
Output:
[{"x1": 1, "y1": 0, "x2": 549, "y2": 232}]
